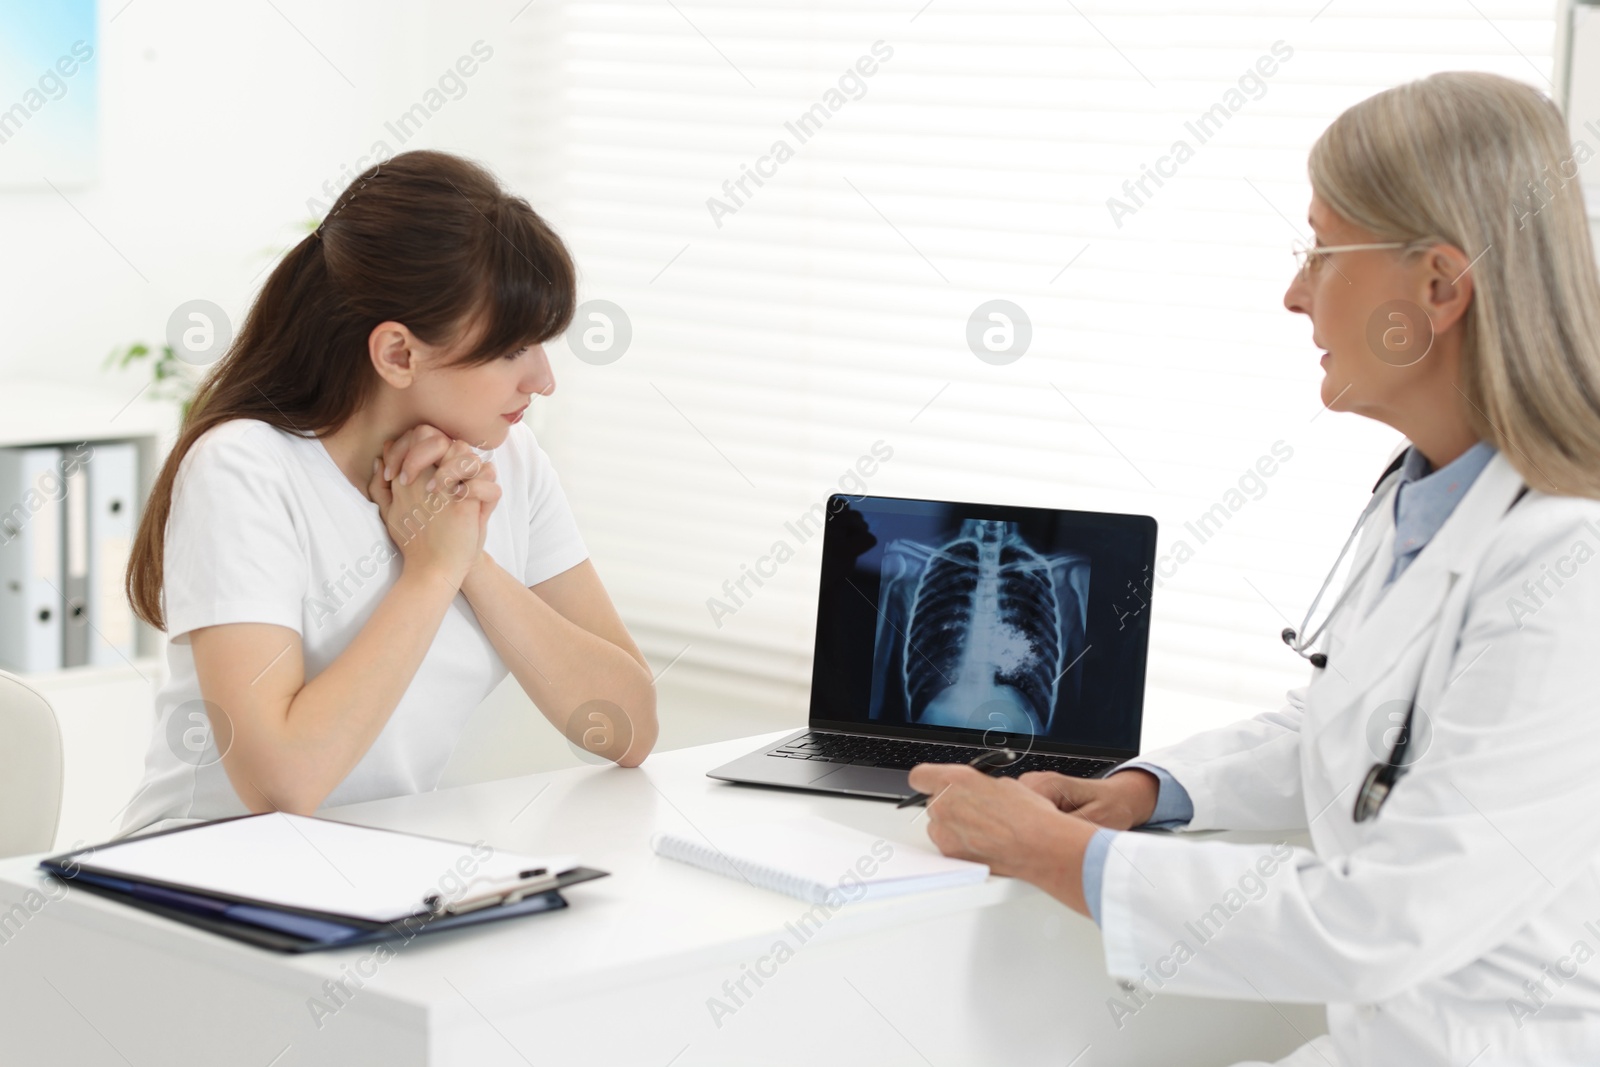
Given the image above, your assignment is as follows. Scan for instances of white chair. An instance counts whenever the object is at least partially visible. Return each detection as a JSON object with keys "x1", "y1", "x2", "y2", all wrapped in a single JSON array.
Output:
[{"x1": 0, "y1": 668, "x2": 63, "y2": 857}]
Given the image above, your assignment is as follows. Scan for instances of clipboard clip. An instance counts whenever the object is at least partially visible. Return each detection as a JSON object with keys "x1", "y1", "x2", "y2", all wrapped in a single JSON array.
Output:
[{"x1": 423, "y1": 867, "x2": 562, "y2": 918}]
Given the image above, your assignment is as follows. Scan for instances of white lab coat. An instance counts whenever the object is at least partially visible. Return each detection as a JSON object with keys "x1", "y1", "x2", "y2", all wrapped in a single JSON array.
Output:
[{"x1": 1100, "y1": 447, "x2": 1600, "y2": 1066}]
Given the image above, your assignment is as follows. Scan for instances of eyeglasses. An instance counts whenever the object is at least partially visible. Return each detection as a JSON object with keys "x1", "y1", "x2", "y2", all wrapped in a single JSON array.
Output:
[{"x1": 1290, "y1": 239, "x2": 1407, "y2": 279}]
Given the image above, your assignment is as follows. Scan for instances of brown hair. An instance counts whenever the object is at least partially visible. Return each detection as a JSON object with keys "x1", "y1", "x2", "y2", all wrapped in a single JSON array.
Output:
[
  {"x1": 128, "y1": 150, "x2": 577, "y2": 630},
  {"x1": 1309, "y1": 72, "x2": 1600, "y2": 497}
]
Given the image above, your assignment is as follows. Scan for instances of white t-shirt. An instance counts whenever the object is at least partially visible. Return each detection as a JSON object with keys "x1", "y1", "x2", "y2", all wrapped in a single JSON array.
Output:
[{"x1": 118, "y1": 418, "x2": 588, "y2": 836}]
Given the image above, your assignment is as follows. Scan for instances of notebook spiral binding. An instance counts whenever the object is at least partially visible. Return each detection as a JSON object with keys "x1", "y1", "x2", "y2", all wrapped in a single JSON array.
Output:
[{"x1": 654, "y1": 834, "x2": 823, "y2": 903}]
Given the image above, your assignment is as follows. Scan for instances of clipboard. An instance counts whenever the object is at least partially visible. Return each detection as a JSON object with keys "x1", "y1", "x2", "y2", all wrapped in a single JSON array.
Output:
[{"x1": 38, "y1": 814, "x2": 610, "y2": 954}]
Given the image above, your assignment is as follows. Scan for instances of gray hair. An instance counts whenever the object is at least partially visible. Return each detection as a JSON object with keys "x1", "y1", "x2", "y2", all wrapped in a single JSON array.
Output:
[{"x1": 1309, "y1": 71, "x2": 1600, "y2": 498}]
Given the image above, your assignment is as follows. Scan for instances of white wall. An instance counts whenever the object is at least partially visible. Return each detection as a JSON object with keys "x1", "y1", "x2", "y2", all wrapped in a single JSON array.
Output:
[
  {"x1": 0, "y1": 1, "x2": 638, "y2": 815},
  {"x1": 6, "y1": 3, "x2": 1573, "y2": 808},
  {"x1": 0, "y1": 0, "x2": 523, "y2": 385}
]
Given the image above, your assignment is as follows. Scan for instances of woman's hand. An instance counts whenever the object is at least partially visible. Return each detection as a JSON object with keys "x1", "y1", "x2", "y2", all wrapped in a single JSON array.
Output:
[
  {"x1": 1016, "y1": 768, "x2": 1161, "y2": 831},
  {"x1": 371, "y1": 425, "x2": 501, "y2": 588},
  {"x1": 906, "y1": 763, "x2": 1100, "y2": 913},
  {"x1": 381, "y1": 424, "x2": 497, "y2": 500}
]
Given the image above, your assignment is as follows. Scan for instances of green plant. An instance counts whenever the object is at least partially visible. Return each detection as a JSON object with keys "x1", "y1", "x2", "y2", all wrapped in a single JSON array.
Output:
[
  {"x1": 104, "y1": 217, "x2": 321, "y2": 425},
  {"x1": 101, "y1": 343, "x2": 200, "y2": 423}
]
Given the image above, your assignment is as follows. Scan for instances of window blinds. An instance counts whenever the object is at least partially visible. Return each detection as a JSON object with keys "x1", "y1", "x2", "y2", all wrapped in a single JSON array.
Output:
[{"x1": 503, "y1": 1, "x2": 1558, "y2": 731}]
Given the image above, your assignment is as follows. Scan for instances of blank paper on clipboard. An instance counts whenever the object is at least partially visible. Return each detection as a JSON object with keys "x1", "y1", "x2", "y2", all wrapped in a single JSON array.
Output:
[{"x1": 79, "y1": 813, "x2": 578, "y2": 923}]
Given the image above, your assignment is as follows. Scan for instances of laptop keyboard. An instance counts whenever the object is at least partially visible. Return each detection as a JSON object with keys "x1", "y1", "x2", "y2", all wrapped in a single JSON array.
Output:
[{"x1": 767, "y1": 732, "x2": 1116, "y2": 779}]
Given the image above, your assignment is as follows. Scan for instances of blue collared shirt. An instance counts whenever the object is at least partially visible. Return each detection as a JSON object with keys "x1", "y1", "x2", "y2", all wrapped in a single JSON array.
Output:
[
  {"x1": 1385, "y1": 439, "x2": 1496, "y2": 586},
  {"x1": 1081, "y1": 441, "x2": 1498, "y2": 925}
]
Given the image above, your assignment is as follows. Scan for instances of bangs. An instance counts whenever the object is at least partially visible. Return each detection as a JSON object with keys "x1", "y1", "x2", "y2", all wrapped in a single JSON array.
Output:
[{"x1": 453, "y1": 199, "x2": 577, "y2": 365}]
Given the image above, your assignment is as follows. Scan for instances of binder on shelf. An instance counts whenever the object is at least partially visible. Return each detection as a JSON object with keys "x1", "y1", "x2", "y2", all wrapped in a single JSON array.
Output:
[
  {"x1": 0, "y1": 446, "x2": 66, "y2": 673},
  {"x1": 87, "y1": 440, "x2": 138, "y2": 667},
  {"x1": 40, "y1": 812, "x2": 611, "y2": 953},
  {"x1": 63, "y1": 461, "x2": 89, "y2": 668}
]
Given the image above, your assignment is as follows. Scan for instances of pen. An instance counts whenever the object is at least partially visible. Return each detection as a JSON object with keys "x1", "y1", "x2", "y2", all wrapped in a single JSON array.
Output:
[
  {"x1": 424, "y1": 867, "x2": 561, "y2": 917},
  {"x1": 897, "y1": 748, "x2": 1019, "y2": 808}
]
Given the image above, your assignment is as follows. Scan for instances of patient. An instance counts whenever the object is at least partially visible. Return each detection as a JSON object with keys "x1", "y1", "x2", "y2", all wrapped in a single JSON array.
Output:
[{"x1": 118, "y1": 150, "x2": 656, "y2": 836}]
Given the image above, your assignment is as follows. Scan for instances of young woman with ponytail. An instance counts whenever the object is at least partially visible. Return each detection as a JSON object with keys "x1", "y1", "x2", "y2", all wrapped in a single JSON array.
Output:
[{"x1": 118, "y1": 151, "x2": 656, "y2": 834}]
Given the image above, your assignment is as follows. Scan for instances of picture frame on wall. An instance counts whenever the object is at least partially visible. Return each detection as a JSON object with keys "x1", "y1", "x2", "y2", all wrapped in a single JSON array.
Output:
[{"x1": 0, "y1": 0, "x2": 98, "y2": 189}]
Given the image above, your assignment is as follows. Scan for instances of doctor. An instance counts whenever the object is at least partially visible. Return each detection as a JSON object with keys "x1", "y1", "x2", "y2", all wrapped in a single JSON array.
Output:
[{"x1": 910, "y1": 72, "x2": 1600, "y2": 1065}]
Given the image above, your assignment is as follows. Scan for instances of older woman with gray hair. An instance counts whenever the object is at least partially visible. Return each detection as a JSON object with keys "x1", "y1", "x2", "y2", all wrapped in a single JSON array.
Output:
[{"x1": 912, "y1": 71, "x2": 1600, "y2": 1066}]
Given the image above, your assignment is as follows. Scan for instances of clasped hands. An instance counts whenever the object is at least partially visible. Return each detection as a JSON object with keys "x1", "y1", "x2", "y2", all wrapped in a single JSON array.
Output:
[
  {"x1": 905, "y1": 762, "x2": 1161, "y2": 914},
  {"x1": 368, "y1": 423, "x2": 1155, "y2": 911},
  {"x1": 369, "y1": 424, "x2": 502, "y2": 588}
]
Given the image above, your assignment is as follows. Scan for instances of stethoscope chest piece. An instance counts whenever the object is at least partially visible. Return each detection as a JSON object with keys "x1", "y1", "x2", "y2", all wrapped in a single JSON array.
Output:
[{"x1": 1352, "y1": 761, "x2": 1399, "y2": 823}]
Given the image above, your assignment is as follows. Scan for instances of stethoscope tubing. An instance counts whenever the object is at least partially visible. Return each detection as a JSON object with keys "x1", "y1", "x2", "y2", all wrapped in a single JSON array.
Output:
[{"x1": 1282, "y1": 468, "x2": 1405, "y2": 665}]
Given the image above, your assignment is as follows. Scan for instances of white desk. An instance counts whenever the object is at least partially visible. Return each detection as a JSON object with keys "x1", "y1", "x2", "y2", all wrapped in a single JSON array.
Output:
[{"x1": 0, "y1": 731, "x2": 1325, "y2": 1066}]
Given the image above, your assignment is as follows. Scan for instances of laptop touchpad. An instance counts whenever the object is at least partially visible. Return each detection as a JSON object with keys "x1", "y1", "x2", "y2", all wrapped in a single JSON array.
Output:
[{"x1": 812, "y1": 764, "x2": 912, "y2": 797}]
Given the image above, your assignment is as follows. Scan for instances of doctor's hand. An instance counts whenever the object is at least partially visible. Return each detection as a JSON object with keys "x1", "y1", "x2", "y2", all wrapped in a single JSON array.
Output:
[
  {"x1": 1016, "y1": 768, "x2": 1160, "y2": 831},
  {"x1": 907, "y1": 762, "x2": 1099, "y2": 915}
]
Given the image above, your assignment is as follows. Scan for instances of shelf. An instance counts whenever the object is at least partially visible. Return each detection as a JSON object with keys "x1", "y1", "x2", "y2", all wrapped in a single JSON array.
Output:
[
  {"x1": 0, "y1": 375, "x2": 176, "y2": 448},
  {"x1": 0, "y1": 374, "x2": 178, "y2": 667}
]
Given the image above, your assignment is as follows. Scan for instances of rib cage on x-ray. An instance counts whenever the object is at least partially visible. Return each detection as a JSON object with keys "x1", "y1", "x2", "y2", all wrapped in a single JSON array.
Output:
[{"x1": 867, "y1": 519, "x2": 1090, "y2": 735}]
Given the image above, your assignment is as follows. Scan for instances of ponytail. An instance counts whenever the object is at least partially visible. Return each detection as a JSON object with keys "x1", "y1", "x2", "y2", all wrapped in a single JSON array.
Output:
[{"x1": 128, "y1": 151, "x2": 576, "y2": 629}]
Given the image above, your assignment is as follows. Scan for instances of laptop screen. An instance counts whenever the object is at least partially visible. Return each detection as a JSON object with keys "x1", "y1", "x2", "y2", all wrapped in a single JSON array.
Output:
[{"x1": 809, "y1": 494, "x2": 1157, "y2": 759}]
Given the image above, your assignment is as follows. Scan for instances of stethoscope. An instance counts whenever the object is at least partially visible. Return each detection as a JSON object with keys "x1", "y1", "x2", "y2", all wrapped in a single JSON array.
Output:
[{"x1": 1280, "y1": 459, "x2": 1413, "y2": 824}]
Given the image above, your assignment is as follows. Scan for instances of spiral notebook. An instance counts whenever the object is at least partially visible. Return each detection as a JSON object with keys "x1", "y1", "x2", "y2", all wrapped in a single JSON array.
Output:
[{"x1": 651, "y1": 816, "x2": 988, "y2": 904}]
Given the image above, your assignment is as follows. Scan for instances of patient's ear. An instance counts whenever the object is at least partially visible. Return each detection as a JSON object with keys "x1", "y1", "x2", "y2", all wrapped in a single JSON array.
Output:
[{"x1": 369, "y1": 321, "x2": 420, "y2": 388}]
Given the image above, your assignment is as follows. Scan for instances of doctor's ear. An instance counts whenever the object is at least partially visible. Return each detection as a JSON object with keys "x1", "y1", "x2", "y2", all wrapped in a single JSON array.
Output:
[
  {"x1": 1420, "y1": 244, "x2": 1475, "y2": 336},
  {"x1": 368, "y1": 321, "x2": 424, "y2": 389}
]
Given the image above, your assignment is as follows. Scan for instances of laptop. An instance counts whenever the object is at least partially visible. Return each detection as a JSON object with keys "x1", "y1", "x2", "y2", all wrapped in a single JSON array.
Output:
[{"x1": 708, "y1": 493, "x2": 1158, "y2": 801}]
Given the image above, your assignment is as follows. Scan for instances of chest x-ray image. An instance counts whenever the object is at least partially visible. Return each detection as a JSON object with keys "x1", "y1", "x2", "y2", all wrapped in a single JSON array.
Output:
[{"x1": 867, "y1": 519, "x2": 1090, "y2": 737}]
